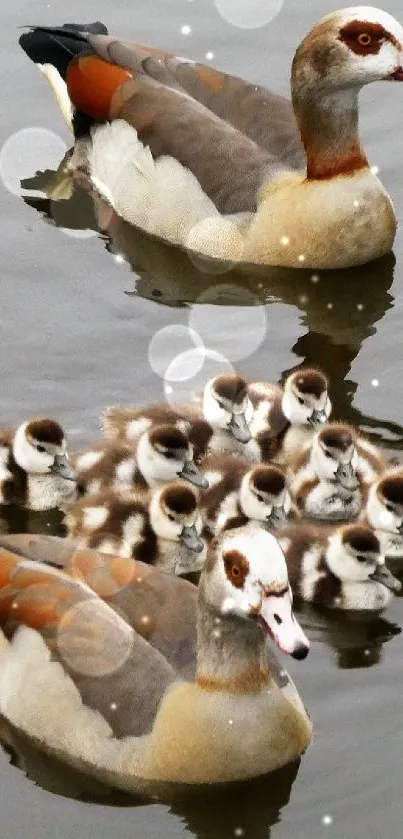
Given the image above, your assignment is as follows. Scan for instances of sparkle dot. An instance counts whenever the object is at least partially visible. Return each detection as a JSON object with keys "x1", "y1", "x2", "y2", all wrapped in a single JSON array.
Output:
[
  {"x1": 299, "y1": 294, "x2": 308, "y2": 304},
  {"x1": 322, "y1": 815, "x2": 333, "y2": 826},
  {"x1": 372, "y1": 379, "x2": 379, "y2": 388},
  {"x1": 364, "y1": 648, "x2": 371, "y2": 656},
  {"x1": 357, "y1": 303, "x2": 364, "y2": 311},
  {"x1": 228, "y1": 718, "x2": 234, "y2": 725},
  {"x1": 140, "y1": 615, "x2": 150, "y2": 625},
  {"x1": 110, "y1": 702, "x2": 118, "y2": 711},
  {"x1": 279, "y1": 669, "x2": 286, "y2": 678},
  {"x1": 280, "y1": 235, "x2": 290, "y2": 246},
  {"x1": 214, "y1": 616, "x2": 221, "y2": 625},
  {"x1": 213, "y1": 629, "x2": 221, "y2": 639},
  {"x1": 311, "y1": 274, "x2": 320, "y2": 283},
  {"x1": 234, "y1": 830, "x2": 244, "y2": 837},
  {"x1": 327, "y1": 303, "x2": 333, "y2": 310},
  {"x1": 181, "y1": 24, "x2": 192, "y2": 35},
  {"x1": 371, "y1": 165, "x2": 379, "y2": 175},
  {"x1": 165, "y1": 385, "x2": 173, "y2": 395},
  {"x1": 136, "y1": 577, "x2": 143, "y2": 584},
  {"x1": 11, "y1": 603, "x2": 18, "y2": 610},
  {"x1": 298, "y1": 254, "x2": 305, "y2": 262},
  {"x1": 114, "y1": 254, "x2": 125, "y2": 263},
  {"x1": 205, "y1": 51, "x2": 214, "y2": 60},
  {"x1": 353, "y1": 200, "x2": 360, "y2": 208}
]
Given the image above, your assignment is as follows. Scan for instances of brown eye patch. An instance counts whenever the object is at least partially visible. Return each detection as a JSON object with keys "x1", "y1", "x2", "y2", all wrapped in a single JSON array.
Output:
[
  {"x1": 223, "y1": 549, "x2": 249, "y2": 589},
  {"x1": 339, "y1": 20, "x2": 398, "y2": 56}
]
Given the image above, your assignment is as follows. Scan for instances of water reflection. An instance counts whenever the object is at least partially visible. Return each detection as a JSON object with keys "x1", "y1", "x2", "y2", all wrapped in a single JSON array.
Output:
[
  {"x1": 296, "y1": 603, "x2": 401, "y2": 669},
  {"x1": 21, "y1": 161, "x2": 403, "y2": 451},
  {"x1": 0, "y1": 715, "x2": 299, "y2": 837}
]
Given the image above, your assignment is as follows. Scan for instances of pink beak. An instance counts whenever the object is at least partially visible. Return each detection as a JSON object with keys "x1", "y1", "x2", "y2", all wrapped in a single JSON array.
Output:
[{"x1": 258, "y1": 588, "x2": 310, "y2": 660}]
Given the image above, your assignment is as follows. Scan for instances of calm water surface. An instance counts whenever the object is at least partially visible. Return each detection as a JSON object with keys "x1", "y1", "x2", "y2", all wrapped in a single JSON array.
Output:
[{"x1": 1, "y1": 0, "x2": 403, "y2": 836}]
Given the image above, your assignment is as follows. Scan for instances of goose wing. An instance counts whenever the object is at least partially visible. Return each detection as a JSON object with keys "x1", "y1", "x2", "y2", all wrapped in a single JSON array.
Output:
[{"x1": 0, "y1": 548, "x2": 177, "y2": 737}]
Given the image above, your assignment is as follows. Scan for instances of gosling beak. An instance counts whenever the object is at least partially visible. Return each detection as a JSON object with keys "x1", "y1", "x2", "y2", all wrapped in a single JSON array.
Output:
[
  {"x1": 336, "y1": 463, "x2": 359, "y2": 492},
  {"x1": 51, "y1": 453, "x2": 76, "y2": 481},
  {"x1": 390, "y1": 66, "x2": 403, "y2": 80},
  {"x1": 180, "y1": 524, "x2": 205, "y2": 553},
  {"x1": 257, "y1": 588, "x2": 310, "y2": 660},
  {"x1": 310, "y1": 409, "x2": 327, "y2": 426},
  {"x1": 178, "y1": 459, "x2": 209, "y2": 489},
  {"x1": 227, "y1": 411, "x2": 251, "y2": 443},
  {"x1": 267, "y1": 505, "x2": 287, "y2": 525},
  {"x1": 174, "y1": 550, "x2": 205, "y2": 575},
  {"x1": 370, "y1": 565, "x2": 402, "y2": 593}
]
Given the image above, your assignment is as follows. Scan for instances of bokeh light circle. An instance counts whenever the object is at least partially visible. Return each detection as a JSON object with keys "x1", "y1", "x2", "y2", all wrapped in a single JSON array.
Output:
[
  {"x1": 214, "y1": 0, "x2": 284, "y2": 29},
  {"x1": 189, "y1": 284, "x2": 266, "y2": 362},
  {"x1": 0, "y1": 127, "x2": 67, "y2": 197},
  {"x1": 164, "y1": 347, "x2": 234, "y2": 407},
  {"x1": 57, "y1": 599, "x2": 133, "y2": 677},
  {"x1": 149, "y1": 325, "x2": 204, "y2": 378}
]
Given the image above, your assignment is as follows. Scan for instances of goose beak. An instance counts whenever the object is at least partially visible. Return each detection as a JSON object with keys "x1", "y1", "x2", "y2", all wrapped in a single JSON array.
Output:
[
  {"x1": 178, "y1": 459, "x2": 209, "y2": 488},
  {"x1": 227, "y1": 411, "x2": 251, "y2": 443},
  {"x1": 180, "y1": 524, "x2": 205, "y2": 553},
  {"x1": 51, "y1": 454, "x2": 76, "y2": 481},
  {"x1": 336, "y1": 463, "x2": 358, "y2": 492},
  {"x1": 370, "y1": 565, "x2": 401, "y2": 593},
  {"x1": 257, "y1": 589, "x2": 310, "y2": 660}
]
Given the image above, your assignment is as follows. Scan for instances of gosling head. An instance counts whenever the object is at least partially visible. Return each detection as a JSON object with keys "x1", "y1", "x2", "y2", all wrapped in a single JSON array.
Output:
[
  {"x1": 367, "y1": 473, "x2": 403, "y2": 534},
  {"x1": 137, "y1": 424, "x2": 207, "y2": 488},
  {"x1": 312, "y1": 423, "x2": 359, "y2": 490},
  {"x1": 150, "y1": 481, "x2": 205, "y2": 554},
  {"x1": 326, "y1": 523, "x2": 401, "y2": 591},
  {"x1": 282, "y1": 367, "x2": 331, "y2": 428},
  {"x1": 13, "y1": 418, "x2": 76, "y2": 480},
  {"x1": 203, "y1": 524, "x2": 310, "y2": 659},
  {"x1": 203, "y1": 374, "x2": 253, "y2": 443},
  {"x1": 240, "y1": 465, "x2": 290, "y2": 526}
]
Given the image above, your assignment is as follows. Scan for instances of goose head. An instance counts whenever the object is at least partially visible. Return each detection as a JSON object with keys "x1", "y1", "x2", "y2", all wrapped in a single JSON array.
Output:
[
  {"x1": 203, "y1": 374, "x2": 253, "y2": 443},
  {"x1": 202, "y1": 525, "x2": 310, "y2": 659},
  {"x1": 292, "y1": 7, "x2": 403, "y2": 178},
  {"x1": 136, "y1": 424, "x2": 207, "y2": 488},
  {"x1": 282, "y1": 368, "x2": 331, "y2": 428},
  {"x1": 13, "y1": 418, "x2": 76, "y2": 480},
  {"x1": 239, "y1": 465, "x2": 290, "y2": 526},
  {"x1": 150, "y1": 481, "x2": 205, "y2": 555},
  {"x1": 293, "y1": 7, "x2": 403, "y2": 97},
  {"x1": 367, "y1": 472, "x2": 403, "y2": 534},
  {"x1": 326, "y1": 523, "x2": 401, "y2": 590},
  {"x1": 311, "y1": 423, "x2": 359, "y2": 490}
]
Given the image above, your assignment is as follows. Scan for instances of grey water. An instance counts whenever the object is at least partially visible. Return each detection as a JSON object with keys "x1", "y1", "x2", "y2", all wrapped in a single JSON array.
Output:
[{"x1": 1, "y1": 0, "x2": 403, "y2": 836}]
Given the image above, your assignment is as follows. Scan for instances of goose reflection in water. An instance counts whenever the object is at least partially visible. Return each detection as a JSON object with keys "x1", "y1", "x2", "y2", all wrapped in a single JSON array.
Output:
[{"x1": 21, "y1": 160, "x2": 403, "y2": 456}]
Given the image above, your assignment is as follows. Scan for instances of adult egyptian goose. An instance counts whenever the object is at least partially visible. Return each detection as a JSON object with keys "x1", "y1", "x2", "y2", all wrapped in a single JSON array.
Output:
[
  {"x1": 0, "y1": 418, "x2": 76, "y2": 511},
  {"x1": 19, "y1": 8, "x2": 403, "y2": 269},
  {"x1": 0, "y1": 527, "x2": 311, "y2": 794}
]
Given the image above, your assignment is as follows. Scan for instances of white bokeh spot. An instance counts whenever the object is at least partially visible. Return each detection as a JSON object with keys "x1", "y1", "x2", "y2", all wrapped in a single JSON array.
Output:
[
  {"x1": 189, "y1": 284, "x2": 266, "y2": 363},
  {"x1": 0, "y1": 127, "x2": 67, "y2": 198},
  {"x1": 149, "y1": 325, "x2": 204, "y2": 379},
  {"x1": 214, "y1": 0, "x2": 283, "y2": 29},
  {"x1": 164, "y1": 347, "x2": 234, "y2": 407}
]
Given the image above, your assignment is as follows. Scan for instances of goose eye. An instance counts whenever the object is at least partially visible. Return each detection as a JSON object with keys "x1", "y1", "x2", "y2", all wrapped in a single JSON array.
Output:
[
  {"x1": 168, "y1": 513, "x2": 176, "y2": 522},
  {"x1": 164, "y1": 451, "x2": 176, "y2": 460},
  {"x1": 324, "y1": 451, "x2": 332, "y2": 459},
  {"x1": 356, "y1": 555, "x2": 368, "y2": 563},
  {"x1": 36, "y1": 444, "x2": 46, "y2": 453},
  {"x1": 256, "y1": 494, "x2": 265, "y2": 503},
  {"x1": 385, "y1": 503, "x2": 395, "y2": 513},
  {"x1": 357, "y1": 32, "x2": 372, "y2": 46},
  {"x1": 297, "y1": 397, "x2": 305, "y2": 405}
]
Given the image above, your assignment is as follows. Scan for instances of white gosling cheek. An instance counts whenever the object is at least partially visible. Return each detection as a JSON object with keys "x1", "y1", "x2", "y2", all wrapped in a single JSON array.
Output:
[{"x1": 259, "y1": 592, "x2": 310, "y2": 657}]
